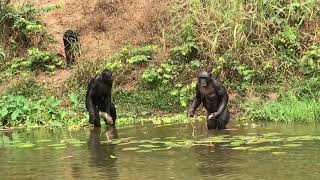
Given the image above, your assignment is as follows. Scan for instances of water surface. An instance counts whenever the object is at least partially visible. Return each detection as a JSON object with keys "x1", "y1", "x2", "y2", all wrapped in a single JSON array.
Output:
[{"x1": 1, "y1": 121, "x2": 319, "y2": 180}]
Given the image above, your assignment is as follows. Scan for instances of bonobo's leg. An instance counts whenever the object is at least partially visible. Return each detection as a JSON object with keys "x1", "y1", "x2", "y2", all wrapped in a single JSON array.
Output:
[
  {"x1": 85, "y1": 98, "x2": 100, "y2": 126},
  {"x1": 87, "y1": 105, "x2": 100, "y2": 127},
  {"x1": 207, "y1": 114, "x2": 217, "y2": 130},
  {"x1": 93, "y1": 106, "x2": 101, "y2": 127},
  {"x1": 216, "y1": 109, "x2": 230, "y2": 130}
]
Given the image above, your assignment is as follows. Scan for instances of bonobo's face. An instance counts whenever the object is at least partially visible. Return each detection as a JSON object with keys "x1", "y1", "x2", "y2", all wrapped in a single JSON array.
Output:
[
  {"x1": 199, "y1": 77, "x2": 208, "y2": 87},
  {"x1": 198, "y1": 71, "x2": 210, "y2": 87},
  {"x1": 101, "y1": 69, "x2": 112, "y2": 82}
]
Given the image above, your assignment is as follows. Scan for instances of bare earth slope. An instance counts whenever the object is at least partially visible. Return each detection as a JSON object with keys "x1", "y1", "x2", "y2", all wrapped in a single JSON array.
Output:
[
  {"x1": 39, "y1": 0, "x2": 169, "y2": 56},
  {"x1": 29, "y1": 0, "x2": 169, "y2": 92}
]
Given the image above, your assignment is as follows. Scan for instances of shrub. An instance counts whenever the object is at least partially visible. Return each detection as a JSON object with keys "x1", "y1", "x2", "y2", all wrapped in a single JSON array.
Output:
[
  {"x1": 120, "y1": 45, "x2": 157, "y2": 64},
  {"x1": 142, "y1": 63, "x2": 177, "y2": 85}
]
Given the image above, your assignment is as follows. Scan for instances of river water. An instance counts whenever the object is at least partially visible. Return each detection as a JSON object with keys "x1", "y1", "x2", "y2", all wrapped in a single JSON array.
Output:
[{"x1": 0, "y1": 121, "x2": 319, "y2": 180}]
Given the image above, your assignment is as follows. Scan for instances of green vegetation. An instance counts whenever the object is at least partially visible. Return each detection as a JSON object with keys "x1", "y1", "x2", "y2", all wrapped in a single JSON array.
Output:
[
  {"x1": 1, "y1": 0, "x2": 320, "y2": 128},
  {"x1": 246, "y1": 94, "x2": 320, "y2": 123},
  {"x1": 0, "y1": 1, "x2": 64, "y2": 83},
  {"x1": 2, "y1": 48, "x2": 62, "y2": 76},
  {"x1": 142, "y1": 63, "x2": 177, "y2": 86},
  {"x1": 120, "y1": 45, "x2": 157, "y2": 64},
  {"x1": 0, "y1": 92, "x2": 87, "y2": 128},
  {"x1": 245, "y1": 77, "x2": 320, "y2": 123}
]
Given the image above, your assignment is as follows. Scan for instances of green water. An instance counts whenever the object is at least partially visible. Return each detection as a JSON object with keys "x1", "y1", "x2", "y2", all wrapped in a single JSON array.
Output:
[{"x1": 0, "y1": 121, "x2": 320, "y2": 180}]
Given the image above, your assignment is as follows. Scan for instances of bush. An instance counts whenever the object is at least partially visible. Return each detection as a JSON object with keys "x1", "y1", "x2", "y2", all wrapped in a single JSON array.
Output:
[
  {"x1": 120, "y1": 45, "x2": 157, "y2": 64},
  {"x1": 142, "y1": 63, "x2": 177, "y2": 86},
  {"x1": 0, "y1": 92, "x2": 87, "y2": 128},
  {"x1": 170, "y1": 82, "x2": 196, "y2": 107}
]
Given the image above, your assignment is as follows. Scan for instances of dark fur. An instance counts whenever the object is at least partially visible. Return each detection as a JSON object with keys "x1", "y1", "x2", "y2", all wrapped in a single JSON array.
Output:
[
  {"x1": 188, "y1": 72, "x2": 230, "y2": 129},
  {"x1": 85, "y1": 69, "x2": 117, "y2": 127},
  {"x1": 63, "y1": 30, "x2": 79, "y2": 66}
]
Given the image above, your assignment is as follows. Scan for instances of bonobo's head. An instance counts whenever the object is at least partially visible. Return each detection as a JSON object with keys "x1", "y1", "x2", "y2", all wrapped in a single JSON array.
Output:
[
  {"x1": 198, "y1": 71, "x2": 210, "y2": 87},
  {"x1": 101, "y1": 69, "x2": 113, "y2": 83}
]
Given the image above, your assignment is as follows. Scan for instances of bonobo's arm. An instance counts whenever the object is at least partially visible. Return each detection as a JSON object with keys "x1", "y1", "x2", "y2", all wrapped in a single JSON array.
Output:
[
  {"x1": 86, "y1": 79, "x2": 97, "y2": 120},
  {"x1": 212, "y1": 78, "x2": 228, "y2": 116},
  {"x1": 188, "y1": 84, "x2": 202, "y2": 117},
  {"x1": 103, "y1": 87, "x2": 112, "y2": 115}
]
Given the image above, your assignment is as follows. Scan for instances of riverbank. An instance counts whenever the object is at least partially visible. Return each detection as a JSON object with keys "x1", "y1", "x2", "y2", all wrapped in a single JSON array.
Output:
[{"x1": 0, "y1": 0, "x2": 319, "y2": 128}]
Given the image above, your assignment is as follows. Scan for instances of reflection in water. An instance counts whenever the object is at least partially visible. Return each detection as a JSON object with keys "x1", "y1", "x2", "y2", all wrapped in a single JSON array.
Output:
[
  {"x1": 194, "y1": 130, "x2": 233, "y2": 179},
  {"x1": 88, "y1": 127, "x2": 119, "y2": 179}
]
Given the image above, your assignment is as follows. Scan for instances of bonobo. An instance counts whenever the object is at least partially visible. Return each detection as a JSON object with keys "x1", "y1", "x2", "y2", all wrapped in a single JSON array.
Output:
[
  {"x1": 63, "y1": 30, "x2": 80, "y2": 66},
  {"x1": 86, "y1": 69, "x2": 117, "y2": 127},
  {"x1": 187, "y1": 71, "x2": 230, "y2": 129}
]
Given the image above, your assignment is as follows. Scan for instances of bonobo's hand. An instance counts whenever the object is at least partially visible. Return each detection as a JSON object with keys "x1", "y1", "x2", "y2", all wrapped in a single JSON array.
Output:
[
  {"x1": 187, "y1": 109, "x2": 195, "y2": 117},
  {"x1": 208, "y1": 112, "x2": 219, "y2": 119},
  {"x1": 101, "y1": 112, "x2": 113, "y2": 125}
]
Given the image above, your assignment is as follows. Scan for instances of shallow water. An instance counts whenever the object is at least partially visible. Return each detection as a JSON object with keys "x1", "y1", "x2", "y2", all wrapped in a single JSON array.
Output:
[{"x1": 1, "y1": 121, "x2": 320, "y2": 180}]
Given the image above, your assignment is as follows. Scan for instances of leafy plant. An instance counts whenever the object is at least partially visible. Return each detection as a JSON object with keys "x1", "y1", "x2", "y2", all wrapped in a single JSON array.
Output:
[
  {"x1": 172, "y1": 21, "x2": 198, "y2": 61},
  {"x1": 28, "y1": 48, "x2": 63, "y2": 70},
  {"x1": 120, "y1": 45, "x2": 157, "y2": 64},
  {"x1": 272, "y1": 25, "x2": 301, "y2": 69},
  {"x1": 300, "y1": 44, "x2": 320, "y2": 75},
  {"x1": 190, "y1": 59, "x2": 202, "y2": 70},
  {"x1": 5, "y1": 48, "x2": 63, "y2": 72},
  {"x1": 127, "y1": 55, "x2": 149, "y2": 64},
  {"x1": 170, "y1": 82, "x2": 196, "y2": 107},
  {"x1": 0, "y1": 93, "x2": 87, "y2": 128},
  {"x1": 68, "y1": 92, "x2": 79, "y2": 107},
  {"x1": 142, "y1": 63, "x2": 177, "y2": 85},
  {"x1": 1, "y1": 1, "x2": 63, "y2": 33},
  {"x1": 142, "y1": 68, "x2": 160, "y2": 84}
]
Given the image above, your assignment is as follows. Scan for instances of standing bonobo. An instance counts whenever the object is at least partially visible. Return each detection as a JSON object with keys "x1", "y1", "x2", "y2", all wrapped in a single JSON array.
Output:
[
  {"x1": 187, "y1": 71, "x2": 230, "y2": 129},
  {"x1": 86, "y1": 69, "x2": 117, "y2": 127},
  {"x1": 63, "y1": 30, "x2": 80, "y2": 66}
]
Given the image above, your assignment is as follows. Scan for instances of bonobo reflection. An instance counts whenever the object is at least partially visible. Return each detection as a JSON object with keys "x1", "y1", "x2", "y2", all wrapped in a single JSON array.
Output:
[
  {"x1": 187, "y1": 71, "x2": 230, "y2": 129},
  {"x1": 86, "y1": 69, "x2": 117, "y2": 127},
  {"x1": 88, "y1": 127, "x2": 118, "y2": 178}
]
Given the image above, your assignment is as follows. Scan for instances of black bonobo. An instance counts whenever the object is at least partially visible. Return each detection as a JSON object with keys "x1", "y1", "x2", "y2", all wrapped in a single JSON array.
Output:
[
  {"x1": 86, "y1": 69, "x2": 117, "y2": 127},
  {"x1": 63, "y1": 30, "x2": 80, "y2": 66},
  {"x1": 187, "y1": 71, "x2": 230, "y2": 129}
]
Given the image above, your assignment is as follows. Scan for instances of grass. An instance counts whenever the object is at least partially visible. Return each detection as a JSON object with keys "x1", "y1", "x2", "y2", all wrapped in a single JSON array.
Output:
[
  {"x1": 245, "y1": 93, "x2": 320, "y2": 123},
  {"x1": 245, "y1": 77, "x2": 320, "y2": 123},
  {"x1": 114, "y1": 87, "x2": 182, "y2": 118}
]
